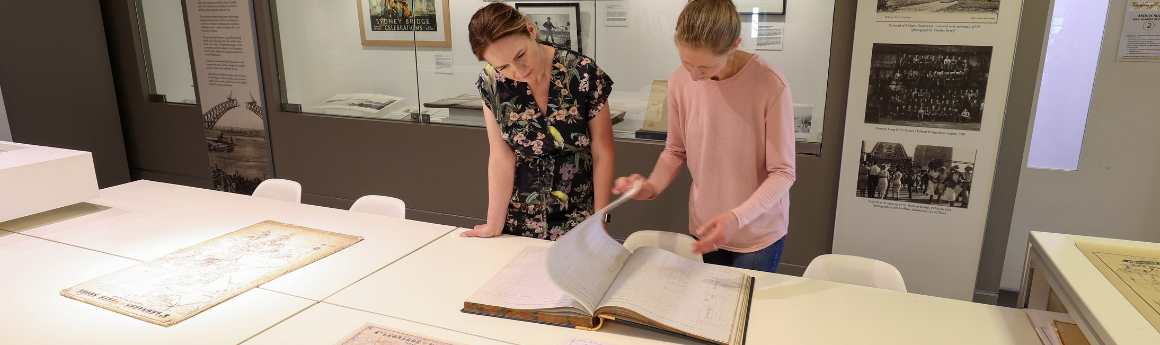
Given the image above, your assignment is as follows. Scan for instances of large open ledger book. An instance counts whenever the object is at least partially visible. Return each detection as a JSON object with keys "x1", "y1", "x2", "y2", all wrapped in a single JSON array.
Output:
[{"x1": 463, "y1": 183, "x2": 754, "y2": 345}]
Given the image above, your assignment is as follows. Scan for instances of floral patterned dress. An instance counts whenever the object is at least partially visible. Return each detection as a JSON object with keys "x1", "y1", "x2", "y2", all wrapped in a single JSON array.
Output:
[{"x1": 476, "y1": 47, "x2": 613, "y2": 240}]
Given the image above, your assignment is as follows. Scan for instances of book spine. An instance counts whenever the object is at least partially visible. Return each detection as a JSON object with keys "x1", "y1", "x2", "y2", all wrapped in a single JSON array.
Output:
[{"x1": 461, "y1": 302, "x2": 596, "y2": 328}]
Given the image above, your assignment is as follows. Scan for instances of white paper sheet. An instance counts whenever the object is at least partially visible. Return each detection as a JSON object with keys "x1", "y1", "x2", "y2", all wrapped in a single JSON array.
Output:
[
  {"x1": 556, "y1": 335, "x2": 618, "y2": 345},
  {"x1": 546, "y1": 181, "x2": 641, "y2": 313}
]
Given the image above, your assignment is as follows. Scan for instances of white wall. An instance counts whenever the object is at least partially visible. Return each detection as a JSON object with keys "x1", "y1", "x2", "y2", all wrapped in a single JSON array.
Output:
[
  {"x1": 140, "y1": 0, "x2": 196, "y2": 103},
  {"x1": 0, "y1": 83, "x2": 11, "y2": 141},
  {"x1": 1001, "y1": 0, "x2": 1160, "y2": 289},
  {"x1": 276, "y1": 0, "x2": 834, "y2": 132}
]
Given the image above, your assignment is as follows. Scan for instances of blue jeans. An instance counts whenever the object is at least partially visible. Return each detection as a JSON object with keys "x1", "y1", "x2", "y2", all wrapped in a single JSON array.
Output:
[{"x1": 702, "y1": 237, "x2": 785, "y2": 273}]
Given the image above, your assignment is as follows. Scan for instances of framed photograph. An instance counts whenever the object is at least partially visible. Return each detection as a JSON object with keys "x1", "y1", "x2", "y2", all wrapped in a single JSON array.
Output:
[
  {"x1": 864, "y1": 43, "x2": 993, "y2": 131},
  {"x1": 357, "y1": 0, "x2": 452, "y2": 47},
  {"x1": 516, "y1": 3, "x2": 582, "y2": 53},
  {"x1": 855, "y1": 140, "x2": 976, "y2": 209},
  {"x1": 876, "y1": 0, "x2": 1002, "y2": 23},
  {"x1": 734, "y1": 0, "x2": 787, "y2": 15}
]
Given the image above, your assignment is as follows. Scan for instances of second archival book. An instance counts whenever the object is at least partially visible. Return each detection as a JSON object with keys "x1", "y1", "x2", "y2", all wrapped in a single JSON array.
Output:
[{"x1": 463, "y1": 185, "x2": 752, "y2": 345}]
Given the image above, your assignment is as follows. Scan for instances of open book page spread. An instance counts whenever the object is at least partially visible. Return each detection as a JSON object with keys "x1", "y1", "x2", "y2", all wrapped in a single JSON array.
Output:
[
  {"x1": 59, "y1": 221, "x2": 362, "y2": 326},
  {"x1": 598, "y1": 247, "x2": 749, "y2": 344},
  {"x1": 546, "y1": 182, "x2": 641, "y2": 313},
  {"x1": 333, "y1": 323, "x2": 465, "y2": 345},
  {"x1": 465, "y1": 246, "x2": 587, "y2": 314},
  {"x1": 1075, "y1": 241, "x2": 1160, "y2": 332}
]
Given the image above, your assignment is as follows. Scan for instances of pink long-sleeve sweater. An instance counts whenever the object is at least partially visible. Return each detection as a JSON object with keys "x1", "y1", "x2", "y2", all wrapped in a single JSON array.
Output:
[{"x1": 656, "y1": 54, "x2": 796, "y2": 253}]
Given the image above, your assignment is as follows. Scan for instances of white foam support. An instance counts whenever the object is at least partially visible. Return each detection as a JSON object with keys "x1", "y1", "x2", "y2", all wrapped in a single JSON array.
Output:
[{"x1": 0, "y1": 141, "x2": 99, "y2": 222}]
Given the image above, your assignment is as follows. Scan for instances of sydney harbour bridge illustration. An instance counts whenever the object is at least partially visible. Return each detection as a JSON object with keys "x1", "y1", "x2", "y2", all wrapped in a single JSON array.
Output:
[{"x1": 203, "y1": 92, "x2": 265, "y2": 129}]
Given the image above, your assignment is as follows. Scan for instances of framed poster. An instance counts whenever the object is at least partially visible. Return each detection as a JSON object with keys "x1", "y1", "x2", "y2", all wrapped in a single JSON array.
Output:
[
  {"x1": 734, "y1": 0, "x2": 787, "y2": 15},
  {"x1": 357, "y1": 0, "x2": 452, "y2": 47},
  {"x1": 516, "y1": 3, "x2": 582, "y2": 53}
]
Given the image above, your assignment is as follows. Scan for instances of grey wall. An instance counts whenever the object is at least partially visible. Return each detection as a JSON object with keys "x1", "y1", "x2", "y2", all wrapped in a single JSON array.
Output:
[
  {"x1": 100, "y1": 0, "x2": 213, "y2": 188},
  {"x1": 1000, "y1": 0, "x2": 1160, "y2": 290},
  {"x1": 0, "y1": 84, "x2": 10, "y2": 142},
  {"x1": 0, "y1": 0, "x2": 130, "y2": 187},
  {"x1": 972, "y1": 0, "x2": 1051, "y2": 303}
]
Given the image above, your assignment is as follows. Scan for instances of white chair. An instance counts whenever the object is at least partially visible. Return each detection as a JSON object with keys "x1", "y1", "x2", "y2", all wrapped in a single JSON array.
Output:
[
  {"x1": 350, "y1": 195, "x2": 406, "y2": 219},
  {"x1": 802, "y1": 254, "x2": 907, "y2": 292},
  {"x1": 251, "y1": 179, "x2": 302, "y2": 204},
  {"x1": 623, "y1": 230, "x2": 703, "y2": 263}
]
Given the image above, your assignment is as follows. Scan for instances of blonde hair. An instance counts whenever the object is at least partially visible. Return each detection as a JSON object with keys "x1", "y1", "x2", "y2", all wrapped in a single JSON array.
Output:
[{"x1": 674, "y1": 0, "x2": 741, "y2": 56}]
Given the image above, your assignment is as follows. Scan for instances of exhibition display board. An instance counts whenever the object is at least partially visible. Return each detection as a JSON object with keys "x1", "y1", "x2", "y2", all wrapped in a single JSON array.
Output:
[
  {"x1": 832, "y1": 0, "x2": 1026, "y2": 300},
  {"x1": 184, "y1": 0, "x2": 273, "y2": 195}
]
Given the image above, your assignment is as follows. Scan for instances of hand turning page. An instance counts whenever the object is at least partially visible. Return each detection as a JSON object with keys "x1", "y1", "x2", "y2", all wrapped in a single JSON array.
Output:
[{"x1": 546, "y1": 181, "x2": 642, "y2": 313}]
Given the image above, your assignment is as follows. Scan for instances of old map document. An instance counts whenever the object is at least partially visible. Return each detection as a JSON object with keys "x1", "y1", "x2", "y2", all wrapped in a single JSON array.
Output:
[
  {"x1": 1076, "y1": 241, "x2": 1160, "y2": 332},
  {"x1": 333, "y1": 323, "x2": 464, "y2": 345},
  {"x1": 60, "y1": 221, "x2": 361, "y2": 326}
]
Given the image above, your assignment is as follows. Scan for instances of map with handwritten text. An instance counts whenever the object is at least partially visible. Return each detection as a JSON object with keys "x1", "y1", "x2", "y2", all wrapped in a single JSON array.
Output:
[{"x1": 60, "y1": 221, "x2": 361, "y2": 326}]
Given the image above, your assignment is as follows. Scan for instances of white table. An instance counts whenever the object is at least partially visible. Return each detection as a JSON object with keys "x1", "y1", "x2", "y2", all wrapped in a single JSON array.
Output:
[
  {"x1": 1019, "y1": 231, "x2": 1160, "y2": 345},
  {"x1": 326, "y1": 228, "x2": 1043, "y2": 345},
  {"x1": 0, "y1": 231, "x2": 316, "y2": 345},
  {"x1": 241, "y1": 302, "x2": 514, "y2": 345},
  {"x1": 0, "y1": 180, "x2": 456, "y2": 301}
]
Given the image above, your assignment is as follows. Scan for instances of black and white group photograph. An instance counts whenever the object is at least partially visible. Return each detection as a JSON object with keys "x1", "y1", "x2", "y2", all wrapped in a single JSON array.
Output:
[
  {"x1": 876, "y1": 0, "x2": 1002, "y2": 23},
  {"x1": 856, "y1": 141, "x2": 976, "y2": 208},
  {"x1": 864, "y1": 43, "x2": 992, "y2": 131}
]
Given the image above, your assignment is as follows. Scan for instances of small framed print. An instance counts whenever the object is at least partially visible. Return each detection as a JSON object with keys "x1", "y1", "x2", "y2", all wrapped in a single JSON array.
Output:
[
  {"x1": 357, "y1": 0, "x2": 452, "y2": 47},
  {"x1": 515, "y1": 3, "x2": 582, "y2": 54},
  {"x1": 734, "y1": 0, "x2": 787, "y2": 15}
]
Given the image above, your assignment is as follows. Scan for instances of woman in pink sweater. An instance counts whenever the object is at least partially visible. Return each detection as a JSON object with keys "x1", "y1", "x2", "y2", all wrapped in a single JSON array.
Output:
[{"x1": 612, "y1": 0, "x2": 795, "y2": 273}]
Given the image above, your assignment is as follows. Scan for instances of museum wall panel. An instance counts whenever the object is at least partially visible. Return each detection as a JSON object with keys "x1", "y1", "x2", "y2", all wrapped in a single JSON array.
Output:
[{"x1": 0, "y1": 84, "x2": 11, "y2": 142}]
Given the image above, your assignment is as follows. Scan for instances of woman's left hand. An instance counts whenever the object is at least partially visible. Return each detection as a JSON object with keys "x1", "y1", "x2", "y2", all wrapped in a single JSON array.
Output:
[{"x1": 692, "y1": 212, "x2": 739, "y2": 254}]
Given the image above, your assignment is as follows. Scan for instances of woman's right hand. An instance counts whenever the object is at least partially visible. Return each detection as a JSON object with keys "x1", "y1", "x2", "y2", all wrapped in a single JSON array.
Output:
[
  {"x1": 613, "y1": 174, "x2": 653, "y2": 200},
  {"x1": 460, "y1": 223, "x2": 504, "y2": 238}
]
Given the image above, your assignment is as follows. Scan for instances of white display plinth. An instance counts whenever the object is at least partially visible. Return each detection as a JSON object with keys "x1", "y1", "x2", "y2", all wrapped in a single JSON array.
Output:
[{"x1": 0, "y1": 141, "x2": 99, "y2": 222}]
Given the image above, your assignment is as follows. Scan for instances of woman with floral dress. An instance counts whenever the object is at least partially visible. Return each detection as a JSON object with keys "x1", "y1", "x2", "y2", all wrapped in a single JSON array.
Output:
[{"x1": 460, "y1": 3, "x2": 615, "y2": 240}]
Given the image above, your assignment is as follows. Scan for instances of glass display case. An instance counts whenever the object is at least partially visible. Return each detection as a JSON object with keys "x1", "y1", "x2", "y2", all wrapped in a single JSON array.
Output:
[{"x1": 268, "y1": 0, "x2": 835, "y2": 143}]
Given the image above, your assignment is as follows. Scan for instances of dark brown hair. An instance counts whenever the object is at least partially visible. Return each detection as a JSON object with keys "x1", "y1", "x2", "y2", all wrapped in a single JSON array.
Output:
[
  {"x1": 468, "y1": 2, "x2": 532, "y2": 61},
  {"x1": 675, "y1": 0, "x2": 742, "y2": 56}
]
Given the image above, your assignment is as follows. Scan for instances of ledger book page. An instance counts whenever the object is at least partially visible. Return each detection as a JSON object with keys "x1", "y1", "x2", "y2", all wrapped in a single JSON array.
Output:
[
  {"x1": 467, "y1": 246, "x2": 588, "y2": 313},
  {"x1": 598, "y1": 247, "x2": 748, "y2": 344},
  {"x1": 547, "y1": 182, "x2": 640, "y2": 313}
]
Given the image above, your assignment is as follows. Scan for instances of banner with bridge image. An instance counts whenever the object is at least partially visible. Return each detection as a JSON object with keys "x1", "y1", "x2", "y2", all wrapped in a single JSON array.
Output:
[{"x1": 185, "y1": 0, "x2": 271, "y2": 195}]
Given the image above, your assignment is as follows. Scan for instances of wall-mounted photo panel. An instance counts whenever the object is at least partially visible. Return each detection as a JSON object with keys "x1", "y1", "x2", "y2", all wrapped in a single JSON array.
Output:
[
  {"x1": 864, "y1": 43, "x2": 992, "y2": 131},
  {"x1": 734, "y1": 0, "x2": 787, "y2": 15},
  {"x1": 358, "y1": 0, "x2": 452, "y2": 47},
  {"x1": 877, "y1": 0, "x2": 1002, "y2": 23},
  {"x1": 856, "y1": 141, "x2": 976, "y2": 208},
  {"x1": 517, "y1": 3, "x2": 583, "y2": 54}
]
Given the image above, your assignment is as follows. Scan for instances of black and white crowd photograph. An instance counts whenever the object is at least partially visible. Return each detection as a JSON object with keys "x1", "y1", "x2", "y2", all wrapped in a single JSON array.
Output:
[
  {"x1": 856, "y1": 141, "x2": 976, "y2": 208},
  {"x1": 864, "y1": 43, "x2": 993, "y2": 131}
]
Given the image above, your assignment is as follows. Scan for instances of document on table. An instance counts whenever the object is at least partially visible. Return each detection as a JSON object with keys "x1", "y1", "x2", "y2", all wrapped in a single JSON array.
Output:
[
  {"x1": 556, "y1": 335, "x2": 618, "y2": 345},
  {"x1": 546, "y1": 181, "x2": 641, "y2": 313},
  {"x1": 1076, "y1": 241, "x2": 1160, "y2": 332},
  {"x1": 334, "y1": 323, "x2": 464, "y2": 345}
]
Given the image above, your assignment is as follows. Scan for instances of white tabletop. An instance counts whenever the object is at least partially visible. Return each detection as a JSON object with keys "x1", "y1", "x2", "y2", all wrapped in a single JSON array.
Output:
[
  {"x1": 0, "y1": 180, "x2": 456, "y2": 301},
  {"x1": 241, "y1": 302, "x2": 514, "y2": 345},
  {"x1": 0, "y1": 231, "x2": 317, "y2": 345},
  {"x1": 1030, "y1": 231, "x2": 1160, "y2": 344},
  {"x1": 326, "y1": 228, "x2": 1042, "y2": 345}
]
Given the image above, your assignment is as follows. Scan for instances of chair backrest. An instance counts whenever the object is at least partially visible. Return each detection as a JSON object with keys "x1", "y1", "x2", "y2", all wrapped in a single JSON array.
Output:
[
  {"x1": 350, "y1": 195, "x2": 406, "y2": 219},
  {"x1": 802, "y1": 254, "x2": 907, "y2": 292},
  {"x1": 623, "y1": 230, "x2": 703, "y2": 263},
  {"x1": 251, "y1": 179, "x2": 302, "y2": 204}
]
